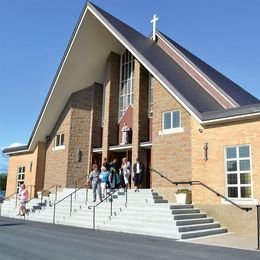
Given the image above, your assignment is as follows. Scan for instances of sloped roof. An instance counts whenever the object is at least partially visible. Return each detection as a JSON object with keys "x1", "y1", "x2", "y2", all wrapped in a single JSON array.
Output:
[
  {"x1": 157, "y1": 31, "x2": 259, "y2": 107},
  {"x1": 4, "y1": 2, "x2": 260, "y2": 154}
]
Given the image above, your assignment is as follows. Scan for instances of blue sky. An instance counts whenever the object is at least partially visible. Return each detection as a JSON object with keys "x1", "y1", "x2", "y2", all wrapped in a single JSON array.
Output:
[{"x1": 0, "y1": 0, "x2": 260, "y2": 172}]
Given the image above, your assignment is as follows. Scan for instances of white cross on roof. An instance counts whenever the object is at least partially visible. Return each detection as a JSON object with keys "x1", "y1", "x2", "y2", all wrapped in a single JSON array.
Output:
[{"x1": 150, "y1": 14, "x2": 159, "y2": 41}]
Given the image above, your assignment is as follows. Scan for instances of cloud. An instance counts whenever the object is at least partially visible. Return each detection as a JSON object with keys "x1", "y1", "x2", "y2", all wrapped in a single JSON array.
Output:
[{"x1": 0, "y1": 142, "x2": 25, "y2": 173}]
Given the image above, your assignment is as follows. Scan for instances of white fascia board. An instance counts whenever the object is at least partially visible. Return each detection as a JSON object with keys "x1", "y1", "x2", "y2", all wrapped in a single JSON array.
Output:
[
  {"x1": 88, "y1": 6, "x2": 203, "y2": 125},
  {"x1": 202, "y1": 112, "x2": 260, "y2": 126},
  {"x1": 155, "y1": 33, "x2": 239, "y2": 108}
]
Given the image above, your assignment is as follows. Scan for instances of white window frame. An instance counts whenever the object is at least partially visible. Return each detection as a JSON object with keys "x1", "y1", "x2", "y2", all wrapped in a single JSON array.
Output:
[
  {"x1": 53, "y1": 133, "x2": 65, "y2": 150},
  {"x1": 17, "y1": 166, "x2": 25, "y2": 193},
  {"x1": 224, "y1": 145, "x2": 253, "y2": 201},
  {"x1": 159, "y1": 110, "x2": 183, "y2": 135},
  {"x1": 118, "y1": 49, "x2": 135, "y2": 120}
]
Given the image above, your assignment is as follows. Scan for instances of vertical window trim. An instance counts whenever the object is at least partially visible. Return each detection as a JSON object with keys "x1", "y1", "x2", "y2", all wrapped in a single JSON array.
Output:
[
  {"x1": 17, "y1": 166, "x2": 26, "y2": 193},
  {"x1": 118, "y1": 49, "x2": 135, "y2": 120},
  {"x1": 224, "y1": 144, "x2": 253, "y2": 200}
]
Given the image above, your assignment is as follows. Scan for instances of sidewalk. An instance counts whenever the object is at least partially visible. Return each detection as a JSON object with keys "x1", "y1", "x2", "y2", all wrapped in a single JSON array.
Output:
[{"x1": 183, "y1": 233, "x2": 259, "y2": 251}]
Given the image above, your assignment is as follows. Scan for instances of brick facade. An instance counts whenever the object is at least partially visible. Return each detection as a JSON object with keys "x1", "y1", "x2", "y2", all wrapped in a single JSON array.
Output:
[
  {"x1": 6, "y1": 142, "x2": 46, "y2": 197},
  {"x1": 102, "y1": 52, "x2": 120, "y2": 161},
  {"x1": 151, "y1": 78, "x2": 192, "y2": 188}
]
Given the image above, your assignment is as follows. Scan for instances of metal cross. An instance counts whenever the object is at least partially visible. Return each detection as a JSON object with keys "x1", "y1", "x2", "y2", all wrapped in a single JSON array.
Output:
[{"x1": 150, "y1": 14, "x2": 159, "y2": 41}]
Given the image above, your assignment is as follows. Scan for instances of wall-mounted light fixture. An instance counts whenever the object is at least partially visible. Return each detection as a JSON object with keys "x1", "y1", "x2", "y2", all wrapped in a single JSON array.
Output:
[
  {"x1": 77, "y1": 148, "x2": 82, "y2": 162},
  {"x1": 30, "y1": 162, "x2": 33, "y2": 172},
  {"x1": 204, "y1": 142, "x2": 208, "y2": 161},
  {"x1": 45, "y1": 135, "x2": 51, "y2": 142}
]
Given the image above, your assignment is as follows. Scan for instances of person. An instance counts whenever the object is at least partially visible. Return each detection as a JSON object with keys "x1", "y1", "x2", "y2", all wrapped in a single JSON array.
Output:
[
  {"x1": 99, "y1": 166, "x2": 109, "y2": 198},
  {"x1": 108, "y1": 159, "x2": 120, "y2": 189},
  {"x1": 88, "y1": 164, "x2": 101, "y2": 202},
  {"x1": 133, "y1": 158, "x2": 145, "y2": 192},
  {"x1": 18, "y1": 183, "x2": 28, "y2": 216},
  {"x1": 102, "y1": 158, "x2": 109, "y2": 169},
  {"x1": 120, "y1": 157, "x2": 131, "y2": 189}
]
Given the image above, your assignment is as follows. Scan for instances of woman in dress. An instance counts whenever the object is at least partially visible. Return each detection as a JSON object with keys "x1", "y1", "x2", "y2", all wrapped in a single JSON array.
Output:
[{"x1": 120, "y1": 157, "x2": 131, "y2": 189}]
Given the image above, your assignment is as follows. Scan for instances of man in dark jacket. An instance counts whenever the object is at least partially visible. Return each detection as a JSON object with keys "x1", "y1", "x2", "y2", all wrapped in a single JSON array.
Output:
[{"x1": 133, "y1": 158, "x2": 145, "y2": 192}]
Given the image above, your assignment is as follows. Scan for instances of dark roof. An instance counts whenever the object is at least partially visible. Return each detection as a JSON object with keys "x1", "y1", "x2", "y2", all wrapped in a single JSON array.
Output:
[
  {"x1": 157, "y1": 31, "x2": 260, "y2": 106},
  {"x1": 4, "y1": 2, "x2": 260, "y2": 154},
  {"x1": 3, "y1": 145, "x2": 28, "y2": 154},
  {"x1": 91, "y1": 3, "x2": 223, "y2": 115},
  {"x1": 202, "y1": 103, "x2": 260, "y2": 122}
]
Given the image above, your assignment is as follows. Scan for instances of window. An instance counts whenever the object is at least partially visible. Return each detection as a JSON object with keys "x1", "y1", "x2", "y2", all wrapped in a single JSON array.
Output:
[
  {"x1": 55, "y1": 133, "x2": 64, "y2": 148},
  {"x1": 17, "y1": 166, "x2": 25, "y2": 193},
  {"x1": 163, "y1": 110, "x2": 181, "y2": 129},
  {"x1": 225, "y1": 145, "x2": 252, "y2": 199},
  {"x1": 119, "y1": 49, "x2": 135, "y2": 119},
  {"x1": 148, "y1": 75, "x2": 154, "y2": 117}
]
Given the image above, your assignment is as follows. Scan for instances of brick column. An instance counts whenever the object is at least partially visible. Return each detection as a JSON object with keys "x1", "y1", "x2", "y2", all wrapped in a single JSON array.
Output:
[
  {"x1": 102, "y1": 52, "x2": 120, "y2": 161},
  {"x1": 132, "y1": 60, "x2": 149, "y2": 182}
]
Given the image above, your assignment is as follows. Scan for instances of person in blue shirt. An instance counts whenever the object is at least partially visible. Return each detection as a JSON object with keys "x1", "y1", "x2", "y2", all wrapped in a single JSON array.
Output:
[{"x1": 99, "y1": 166, "x2": 110, "y2": 198}]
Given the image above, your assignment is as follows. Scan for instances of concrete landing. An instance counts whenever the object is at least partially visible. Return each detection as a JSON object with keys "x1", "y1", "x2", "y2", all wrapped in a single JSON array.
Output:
[{"x1": 184, "y1": 233, "x2": 258, "y2": 251}]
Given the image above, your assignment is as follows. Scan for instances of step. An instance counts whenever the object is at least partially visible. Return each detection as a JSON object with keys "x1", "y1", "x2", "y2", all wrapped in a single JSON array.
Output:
[
  {"x1": 170, "y1": 205, "x2": 194, "y2": 209},
  {"x1": 175, "y1": 218, "x2": 214, "y2": 226},
  {"x1": 154, "y1": 199, "x2": 168, "y2": 203},
  {"x1": 178, "y1": 222, "x2": 220, "y2": 232},
  {"x1": 171, "y1": 209, "x2": 200, "y2": 214},
  {"x1": 173, "y1": 213, "x2": 207, "y2": 220},
  {"x1": 180, "y1": 227, "x2": 228, "y2": 239}
]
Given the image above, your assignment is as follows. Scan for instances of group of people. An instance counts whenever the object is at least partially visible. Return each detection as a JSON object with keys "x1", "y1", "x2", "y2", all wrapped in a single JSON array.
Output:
[{"x1": 88, "y1": 157, "x2": 145, "y2": 202}]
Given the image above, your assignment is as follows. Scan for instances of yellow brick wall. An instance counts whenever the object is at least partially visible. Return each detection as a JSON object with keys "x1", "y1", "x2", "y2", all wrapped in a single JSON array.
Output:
[
  {"x1": 151, "y1": 79, "x2": 192, "y2": 188},
  {"x1": 191, "y1": 118, "x2": 260, "y2": 204},
  {"x1": 6, "y1": 143, "x2": 46, "y2": 197}
]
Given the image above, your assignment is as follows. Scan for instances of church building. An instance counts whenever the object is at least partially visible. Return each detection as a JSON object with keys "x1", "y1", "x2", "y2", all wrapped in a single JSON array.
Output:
[{"x1": 3, "y1": 2, "x2": 260, "y2": 233}]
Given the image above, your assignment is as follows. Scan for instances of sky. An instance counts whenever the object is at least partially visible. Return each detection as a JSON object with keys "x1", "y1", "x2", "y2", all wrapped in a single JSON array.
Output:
[{"x1": 0, "y1": 0, "x2": 260, "y2": 172}]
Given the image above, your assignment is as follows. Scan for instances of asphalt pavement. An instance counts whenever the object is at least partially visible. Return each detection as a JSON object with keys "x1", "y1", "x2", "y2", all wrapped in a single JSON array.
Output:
[{"x1": 0, "y1": 217, "x2": 259, "y2": 260}]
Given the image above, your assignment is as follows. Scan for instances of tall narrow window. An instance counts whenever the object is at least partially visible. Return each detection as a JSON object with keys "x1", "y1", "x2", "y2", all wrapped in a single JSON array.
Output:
[
  {"x1": 225, "y1": 145, "x2": 252, "y2": 199},
  {"x1": 119, "y1": 49, "x2": 135, "y2": 119},
  {"x1": 17, "y1": 166, "x2": 25, "y2": 193},
  {"x1": 148, "y1": 75, "x2": 154, "y2": 117}
]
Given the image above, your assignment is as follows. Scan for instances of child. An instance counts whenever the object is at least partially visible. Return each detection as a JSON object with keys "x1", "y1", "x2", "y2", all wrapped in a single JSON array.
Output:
[
  {"x1": 18, "y1": 184, "x2": 28, "y2": 216},
  {"x1": 99, "y1": 167, "x2": 109, "y2": 198}
]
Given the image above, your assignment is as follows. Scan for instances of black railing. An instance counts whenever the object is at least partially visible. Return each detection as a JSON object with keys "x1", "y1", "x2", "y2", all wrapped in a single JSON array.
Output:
[
  {"x1": 150, "y1": 168, "x2": 252, "y2": 212},
  {"x1": 257, "y1": 205, "x2": 260, "y2": 250},
  {"x1": 88, "y1": 188, "x2": 128, "y2": 230},
  {"x1": 52, "y1": 185, "x2": 88, "y2": 224}
]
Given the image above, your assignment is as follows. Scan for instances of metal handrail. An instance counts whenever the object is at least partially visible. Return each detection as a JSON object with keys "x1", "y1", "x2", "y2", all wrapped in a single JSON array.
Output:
[
  {"x1": 73, "y1": 173, "x2": 89, "y2": 199},
  {"x1": 27, "y1": 184, "x2": 61, "y2": 206},
  {"x1": 88, "y1": 188, "x2": 128, "y2": 230},
  {"x1": 52, "y1": 184, "x2": 88, "y2": 224},
  {"x1": 2, "y1": 184, "x2": 35, "y2": 208},
  {"x1": 150, "y1": 168, "x2": 252, "y2": 212}
]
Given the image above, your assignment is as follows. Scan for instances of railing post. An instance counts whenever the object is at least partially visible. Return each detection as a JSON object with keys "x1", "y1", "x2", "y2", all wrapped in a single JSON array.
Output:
[
  {"x1": 30, "y1": 185, "x2": 32, "y2": 200},
  {"x1": 75, "y1": 181, "x2": 77, "y2": 200},
  {"x1": 15, "y1": 193, "x2": 18, "y2": 208},
  {"x1": 125, "y1": 187, "x2": 128, "y2": 204},
  {"x1": 70, "y1": 194, "x2": 73, "y2": 216},
  {"x1": 110, "y1": 193, "x2": 113, "y2": 217},
  {"x1": 41, "y1": 191, "x2": 43, "y2": 205},
  {"x1": 55, "y1": 185, "x2": 58, "y2": 201},
  {"x1": 0, "y1": 202, "x2": 2, "y2": 217},
  {"x1": 257, "y1": 205, "x2": 260, "y2": 250},
  {"x1": 53, "y1": 203, "x2": 56, "y2": 224},
  {"x1": 93, "y1": 207, "x2": 95, "y2": 230},
  {"x1": 85, "y1": 187, "x2": 88, "y2": 204}
]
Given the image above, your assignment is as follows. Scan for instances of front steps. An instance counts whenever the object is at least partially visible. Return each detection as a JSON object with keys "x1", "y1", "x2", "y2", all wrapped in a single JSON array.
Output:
[{"x1": 1, "y1": 189, "x2": 227, "y2": 240}]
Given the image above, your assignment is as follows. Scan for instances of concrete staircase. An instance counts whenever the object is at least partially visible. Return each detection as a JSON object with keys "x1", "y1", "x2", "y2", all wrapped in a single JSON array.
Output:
[{"x1": 1, "y1": 188, "x2": 227, "y2": 239}]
